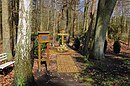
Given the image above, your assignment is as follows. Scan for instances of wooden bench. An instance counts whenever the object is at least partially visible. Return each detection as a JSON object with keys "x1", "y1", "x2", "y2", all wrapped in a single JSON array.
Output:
[{"x1": 0, "y1": 53, "x2": 15, "y2": 75}]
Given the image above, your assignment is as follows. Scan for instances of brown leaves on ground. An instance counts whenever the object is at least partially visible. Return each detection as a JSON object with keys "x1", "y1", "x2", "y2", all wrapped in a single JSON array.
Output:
[
  {"x1": 107, "y1": 39, "x2": 130, "y2": 56},
  {"x1": 0, "y1": 39, "x2": 130, "y2": 86}
]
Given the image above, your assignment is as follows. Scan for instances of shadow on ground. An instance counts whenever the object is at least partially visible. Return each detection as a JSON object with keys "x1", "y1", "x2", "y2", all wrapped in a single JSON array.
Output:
[
  {"x1": 0, "y1": 66, "x2": 13, "y2": 76},
  {"x1": 36, "y1": 73, "x2": 67, "y2": 86},
  {"x1": 75, "y1": 55, "x2": 130, "y2": 86},
  {"x1": 115, "y1": 53, "x2": 130, "y2": 58},
  {"x1": 35, "y1": 72, "x2": 85, "y2": 86}
]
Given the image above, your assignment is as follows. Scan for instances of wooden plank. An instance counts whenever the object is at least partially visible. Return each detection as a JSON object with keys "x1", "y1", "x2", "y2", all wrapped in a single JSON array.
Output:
[
  {"x1": 0, "y1": 53, "x2": 6, "y2": 56},
  {"x1": 46, "y1": 43, "x2": 50, "y2": 68},
  {"x1": 57, "y1": 55, "x2": 79, "y2": 73},
  {"x1": 57, "y1": 65, "x2": 79, "y2": 73},
  {"x1": 0, "y1": 53, "x2": 7, "y2": 59},
  {"x1": 0, "y1": 58, "x2": 7, "y2": 62},
  {"x1": 0, "y1": 61, "x2": 15, "y2": 69},
  {"x1": 0, "y1": 53, "x2": 7, "y2": 62},
  {"x1": 57, "y1": 33, "x2": 69, "y2": 36},
  {"x1": 0, "y1": 55, "x2": 7, "y2": 59},
  {"x1": 38, "y1": 42, "x2": 41, "y2": 71}
]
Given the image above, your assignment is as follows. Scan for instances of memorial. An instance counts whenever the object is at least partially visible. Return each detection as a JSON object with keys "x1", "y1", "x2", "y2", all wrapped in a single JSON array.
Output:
[{"x1": 38, "y1": 32, "x2": 50, "y2": 71}]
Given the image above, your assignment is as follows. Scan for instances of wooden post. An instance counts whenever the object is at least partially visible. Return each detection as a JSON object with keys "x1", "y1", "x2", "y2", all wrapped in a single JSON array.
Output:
[
  {"x1": 62, "y1": 35, "x2": 64, "y2": 45},
  {"x1": 38, "y1": 41, "x2": 41, "y2": 71},
  {"x1": 46, "y1": 43, "x2": 50, "y2": 67},
  {"x1": 38, "y1": 32, "x2": 50, "y2": 71}
]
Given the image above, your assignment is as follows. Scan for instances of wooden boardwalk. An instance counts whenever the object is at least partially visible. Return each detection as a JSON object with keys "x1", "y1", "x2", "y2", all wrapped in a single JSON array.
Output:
[{"x1": 57, "y1": 54, "x2": 79, "y2": 73}]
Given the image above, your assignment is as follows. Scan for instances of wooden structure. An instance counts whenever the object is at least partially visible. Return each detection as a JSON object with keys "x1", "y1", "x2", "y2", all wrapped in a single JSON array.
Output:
[
  {"x1": 57, "y1": 55, "x2": 79, "y2": 73},
  {"x1": 0, "y1": 53, "x2": 15, "y2": 75},
  {"x1": 57, "y1": 30, "x2": 69, "y2": 45},
  {"x1": 38, "y1": 32, "x2": 50, "y2": 71}
]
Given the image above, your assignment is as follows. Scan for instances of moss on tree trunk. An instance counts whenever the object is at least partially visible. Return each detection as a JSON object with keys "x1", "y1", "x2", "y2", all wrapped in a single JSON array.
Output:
[
  {"x1": 93, "y1": 0, "x2": 117, "y2": 59},
  {"x1": 14, "y1": 0, "x2": 36, "y2": 85}
]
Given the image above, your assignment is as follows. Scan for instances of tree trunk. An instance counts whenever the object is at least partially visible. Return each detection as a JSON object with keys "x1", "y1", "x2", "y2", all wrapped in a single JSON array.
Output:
[
  {"x1": 0, "y1": 0, "x2": 2, "y2": 40},
  {"x1": 40, "y1": 0, "x2": 44, "y2": 31},
  {"x1": 83, "y1": 0, "x2": 89, "y2": 32},
  {"x1": 93, "y1": 0, "x2": 117, "y2": 59},
  {"x1": 14, "y1": 0, "x2": 19, "y2": 44},
  {"x1": 52, "y1": 0, "x2": 56, "y2": 46},
  {"x1": 36, "y1": 0, "x2": 41, "y2": 31},
  {"x1": 10, "y1": 0, "x2": 15, "y2": 57},
  {"x1": 57, "y1": 12, "x2": 61, "y2": 34},
  {"x1": 83, "y1": 0, "x2": 96, "y2": 54},
  {"x1": 14, "y1": 0, "x2": 36, "y2": 85},
  {"x1": 32, "y1": 0, "x2": 37, "y2": 33},
  {"x1": 66, "y1": 0, "x2": 69, "y2": 33},
  {"x1": 0, "y1": 12, "x2": 2, "y2": 40},
  {"x1": 2, "y1": 0, "x2": 12, "y2": 60},
  {"x1": 47, "y1": 0, "x2": 51, "y2": 31},
  {"x1": 128, "y1": 27, "x2": 130, "y2": 49},
  {"x1": 69, "y1": 0, "x2": 72, "y2": 37},
  {"x1": 72, "y1": 0, "x2": 76, "y2": 38}
]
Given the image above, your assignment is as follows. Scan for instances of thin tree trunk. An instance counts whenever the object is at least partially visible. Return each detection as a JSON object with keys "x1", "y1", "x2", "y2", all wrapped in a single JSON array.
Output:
[
  {"x1": 77, "y1": 12, "x2": 80, "y2": 33},
  {"x1": 32, "y1": 0, "x2": 37, "y2": 33},
  {"x1": 0, "y1": 12, "x2": 2, "y2": 40},
  {"x1": 0, "y1": 0, "x2": 2, "y2": 40},
  {"x1": 40, "y1": 0, "x2": 44, "y2": 31},
  {"x1": 69, "y1": 0, "x2": 72, "y2": 37},
  {"x1": 53, "y1": 0, "x2": 56, "y2": 46},
  {"x1": 37, "y1": 0, "x2": 41, "y2": 31},
  {"x1": 66, "y1": 0, "x2": 69, "y2": 33},
  {"x1": 35, "y1": 0, "x2": 38, "y2": 32},
  {"x1": 83, "y1": 0, "x2": 96, "y2": 54},
  {"x1": 2, "y1": 0, "x2": 12, "y2": 60},
  {"x1": 15, "y1": 0, "x2": 19, "y2": 44},
  {"x1": 128, "y1": 27, "x2": 130, "y2": 49},
  {"x1": 71, "y1": 0, "x2": 76, "y2": 38},
  {"x1": 10, "y1": 0, "x2": 15, "y2": 57},
  {"x1": 47, "y1": 0, "x2": 51, "y2": 31},
  {"x1": 83, "y1": 0, "x2": 87, "y2": 32},
  {"x1": 57, "y1": 12, "x2": 61, "y2": 33},
  {"x1": 0, "y1": 25, "x2": 1, "y2": 40},
  {"x1": 83, "y1": 0, "x2": 89, "y2": 32}
]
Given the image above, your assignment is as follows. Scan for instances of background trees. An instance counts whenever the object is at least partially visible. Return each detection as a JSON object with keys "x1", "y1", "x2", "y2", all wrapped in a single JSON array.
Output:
[
  {"x1": 0, "y1": 1, "x2": 129, "y2": 60},
  {"x1": 0, "y1": 0, "x2": 130, "y2": 85},
  {"x1": 2, "y1": 0, "x2": 12, "y2": 60},
  {"x1": 0, "y1": 0, "x2": 129, "y2": 57}
]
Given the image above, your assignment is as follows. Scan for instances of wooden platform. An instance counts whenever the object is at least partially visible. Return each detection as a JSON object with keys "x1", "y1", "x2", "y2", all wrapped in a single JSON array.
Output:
[{"x1": 57, "y1": 55, "x2": 79, "y2": 73}]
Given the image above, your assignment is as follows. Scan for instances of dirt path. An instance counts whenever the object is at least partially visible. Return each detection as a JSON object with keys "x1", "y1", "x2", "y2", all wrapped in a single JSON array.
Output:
[
  {"x1": 57, "y1": 54, "x2": 79, "y2": 73},
  {"x1": 0, "y1": 46, "x2": 86, "y2": 86},
  {"x1": 35, "y1": 47, "x2": 86, "y2": 86}
]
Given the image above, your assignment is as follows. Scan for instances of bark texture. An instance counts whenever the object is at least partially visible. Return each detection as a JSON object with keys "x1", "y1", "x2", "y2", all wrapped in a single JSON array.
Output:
[
  {"x1": 2, "y1": 0, "x2": 12, "y2": 60},
  {"x1": 93, "y1": 0, "x2": 117, "y2": 59},
  {"x1": 14, "y1": 0, "x2": 36, "y2": 86}
]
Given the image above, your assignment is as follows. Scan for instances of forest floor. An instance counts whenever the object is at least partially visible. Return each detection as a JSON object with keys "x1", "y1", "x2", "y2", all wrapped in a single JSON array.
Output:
[{"x1": 0, "y1": 39, "x2": 130, "y2": 86}]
